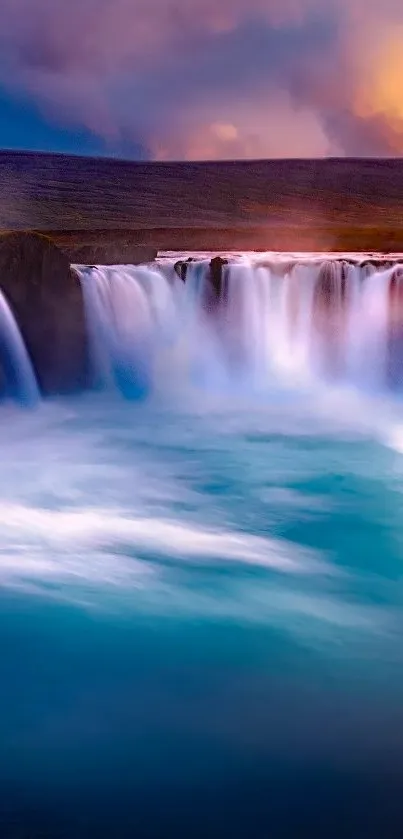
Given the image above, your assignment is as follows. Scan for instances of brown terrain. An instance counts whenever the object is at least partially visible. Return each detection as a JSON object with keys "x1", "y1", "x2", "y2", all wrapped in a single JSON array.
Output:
[
  {"x1": 1, "y1": 151, "x2": 403, "y2": 256},
  {"x1": 1, "y1": 152, "x2": 403, "y2": 394}
]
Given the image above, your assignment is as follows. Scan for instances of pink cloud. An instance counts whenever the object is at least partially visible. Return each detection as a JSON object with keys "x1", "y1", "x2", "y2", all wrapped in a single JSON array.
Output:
[
  {"x1": 152, "y1": 94, "x2": 338, "y2": 160},
  {"x1": 1, "y1": 0, "x2": 403, "y2": 157}
]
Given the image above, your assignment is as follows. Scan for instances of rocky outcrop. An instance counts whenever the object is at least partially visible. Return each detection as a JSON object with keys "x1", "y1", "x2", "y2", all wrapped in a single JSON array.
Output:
[
  {"x1": 209, "y1": 257, "x2": 228, "y2": 299},
  {"x1": 311, "y1": 260, "x2": 350, "y2": 378},
  {"x1": 387, "y1": 267, "x2": 403, "y2": 388},
  {"x1": 360, "y1": 259, "x2": 393, "y2": 272},
  {"x1": 174, "y1": 257, "x2": 193, "y2": 282},
  {"x1": 61, "y1": 242, "x2": 157, "y2": 266},
  {"x1": 315, "y1": 260, "x2": 349, "y2": 306},
  {"x1": 0, "y1": 232, "x2": 88, "y2": 394},
  {"x1": 194, "y1": 256, "x2": 229, "y2": 314}
]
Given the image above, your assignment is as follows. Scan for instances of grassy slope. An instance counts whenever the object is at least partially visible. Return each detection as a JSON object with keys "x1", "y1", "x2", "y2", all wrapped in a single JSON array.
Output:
[{"x1": 1, "y1": 151, "x2": 403, "y2": 251}]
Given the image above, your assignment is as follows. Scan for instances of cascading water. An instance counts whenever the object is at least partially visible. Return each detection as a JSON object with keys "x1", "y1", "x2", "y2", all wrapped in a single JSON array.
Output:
[
  {"x1": 3, "y1": 255, "x2": 403, "y2": 837},
  {"x1": 0, "y1": 290, "x2": 39, "y2": 405},
  {"x1": 78, "y1": 256, "x2": 403, "y2": 397}
]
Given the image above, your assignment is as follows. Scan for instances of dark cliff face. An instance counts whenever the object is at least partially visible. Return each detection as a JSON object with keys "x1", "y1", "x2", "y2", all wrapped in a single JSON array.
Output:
[
  {"x1": 57, "y1": 241, "x2": 158, "y2": 266},
  {"x1": 209, "y1": 257, "x2": 228, "y2": 299},
  {"x1": 174, "y1": 257, "x2": 194, "y2": 282},
  {"x1": 0, "y1": 232, "x2": 89, "y2": 394}
]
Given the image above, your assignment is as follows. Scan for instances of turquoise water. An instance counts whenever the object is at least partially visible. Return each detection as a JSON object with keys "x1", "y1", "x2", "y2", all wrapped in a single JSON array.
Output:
[{"x1": 1, "y1": 384, "x2": 403, "y2": 836}]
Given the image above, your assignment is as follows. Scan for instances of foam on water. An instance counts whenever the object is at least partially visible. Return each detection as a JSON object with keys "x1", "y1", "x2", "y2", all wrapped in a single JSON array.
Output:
[{"x1": 0, "y1": 387, "x2": 400, "y2": 631}]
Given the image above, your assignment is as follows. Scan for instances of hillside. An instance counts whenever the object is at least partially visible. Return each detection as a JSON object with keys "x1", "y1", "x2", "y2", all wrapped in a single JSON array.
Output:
[{"x1": 1, "y1": 152, "x2": 403, "y2": 250}]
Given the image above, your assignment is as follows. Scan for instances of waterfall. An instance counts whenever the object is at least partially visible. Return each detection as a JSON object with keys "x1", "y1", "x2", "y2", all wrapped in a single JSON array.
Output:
[
  {"x1": 78, "y1": 257, "x2": 403, "y2": 397},
  {"x1": 0, "y1": 290, "x2": 39, "y2": 405},
  {"x1": 79, "y1": 264, "x2": 181, "y2": 398}
]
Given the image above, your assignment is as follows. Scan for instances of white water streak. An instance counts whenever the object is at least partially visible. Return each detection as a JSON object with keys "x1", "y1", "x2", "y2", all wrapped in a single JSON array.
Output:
[
  {"x1": 0, "y1": 290, "x2": 39, "y2": 403},
  {"x1": 77, "y1": 258, "x2": 403, "y2": 397}
]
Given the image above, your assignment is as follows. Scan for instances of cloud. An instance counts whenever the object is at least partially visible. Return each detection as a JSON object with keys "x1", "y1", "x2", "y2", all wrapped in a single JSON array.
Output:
[
  {"x1": 152, "y1": 94, "x2": 337, "y2": 160},
  {"x1": 0, "y1": 0, "x2": 403, "y2": 158},
  {"x1": 0, "y1": 0, "x2": 327, "y2": 73},
  {"x1": 352, "y1": 24, "x2": 403, "y2": 153}
]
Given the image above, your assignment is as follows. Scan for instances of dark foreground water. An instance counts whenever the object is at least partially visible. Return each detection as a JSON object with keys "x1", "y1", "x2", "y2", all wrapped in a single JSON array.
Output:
[{"x1": 1, "y1": 386, "x2": 403, "y2": 837}]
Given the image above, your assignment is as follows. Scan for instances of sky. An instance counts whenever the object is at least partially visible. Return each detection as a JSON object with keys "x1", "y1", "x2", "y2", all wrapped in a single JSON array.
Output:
[{"x1": 1, "y1": 0, "x2": 403, "y2": 160}]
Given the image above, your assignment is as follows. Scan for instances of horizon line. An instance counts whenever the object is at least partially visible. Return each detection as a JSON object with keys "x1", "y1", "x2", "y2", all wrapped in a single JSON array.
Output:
[{"x1": 0, "y1": 148, "x2": 403, "y2": 166}]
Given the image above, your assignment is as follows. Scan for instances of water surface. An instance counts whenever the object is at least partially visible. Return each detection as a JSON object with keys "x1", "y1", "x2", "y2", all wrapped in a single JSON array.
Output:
[{"x1": 1, "y1": 384, "x2": 403, "y2": 837}]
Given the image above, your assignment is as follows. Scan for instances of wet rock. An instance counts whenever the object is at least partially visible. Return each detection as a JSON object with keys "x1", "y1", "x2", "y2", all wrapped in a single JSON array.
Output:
[
  {"x1": 209, "y1": 256, "x2": 228, "y2": 299},
  {"x1": 315, "y1": 261, "x2": 349, "y2": 307},
  {"x1": 387, "y1": 267, "x2": 403, "y2": 388},
  {"x1": 360, "y1": 259, "x2": 392, "y2": 272},
  {"x1": 388, "y1": 267, "x2": 403, "y2": 327},
  {"x1": 0, "y1": 231, "x2": 89, "y2": 394},
  {"x1": 313, "y1": 261, "x2": 349, "y2": 379},
  {"x1": 360, "y1": 261, "x2": 377, "y2": 276},
  {"x1": 174, "y1": 257, "x2": 193, "y2": 282}
]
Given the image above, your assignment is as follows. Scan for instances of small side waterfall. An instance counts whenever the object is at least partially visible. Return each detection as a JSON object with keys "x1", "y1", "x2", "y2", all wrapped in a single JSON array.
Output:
[
  {"x1": 79, "y1": 265, "x2": 180, "y2": 398},
  {"x1": 77, "y1": 257, "x2": 403, "y2": 398},
  {"x1": 0, "y1": 291, "x2": 39, "y2": 405}
]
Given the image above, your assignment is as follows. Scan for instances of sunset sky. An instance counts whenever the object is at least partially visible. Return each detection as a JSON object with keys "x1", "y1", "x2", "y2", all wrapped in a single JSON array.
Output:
[{"x1": 1, "y1": 0, "x2": 403, "y2": 159}]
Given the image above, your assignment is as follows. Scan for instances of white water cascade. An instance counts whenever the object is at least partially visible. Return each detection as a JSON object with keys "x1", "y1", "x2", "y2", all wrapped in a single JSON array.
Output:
[
  {"x1": 78, "y1": 257, "x2": 403, "y2": 398},
  {"x1": 0, "y1": 290, "x2": 39, "y2": 405}
]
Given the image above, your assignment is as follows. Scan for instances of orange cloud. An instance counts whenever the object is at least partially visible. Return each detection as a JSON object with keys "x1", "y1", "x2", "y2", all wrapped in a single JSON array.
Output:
[
  {"x1": 152, "y1": 95, "x2": 338, "y2": 160},
  {"x1": 353, "y1": 25, "x2": 403, "y2": 152}
]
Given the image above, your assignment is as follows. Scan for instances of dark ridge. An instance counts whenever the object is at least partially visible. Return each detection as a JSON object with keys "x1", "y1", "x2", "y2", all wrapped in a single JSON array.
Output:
[{"x1": 0, "y1": 152, "x2": 403, "y2": 251}]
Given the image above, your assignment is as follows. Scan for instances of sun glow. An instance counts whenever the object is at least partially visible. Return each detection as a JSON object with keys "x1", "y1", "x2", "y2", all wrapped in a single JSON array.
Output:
[{"x1": 354, "y1": 26, "x2": 403, "y2": 150}]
